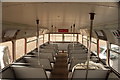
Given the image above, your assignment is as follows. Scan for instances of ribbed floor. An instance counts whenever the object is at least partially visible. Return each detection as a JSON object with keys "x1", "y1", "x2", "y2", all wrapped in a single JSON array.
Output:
[{"x1": 50, "y1": 53, "x2": 68, "y2": 79}]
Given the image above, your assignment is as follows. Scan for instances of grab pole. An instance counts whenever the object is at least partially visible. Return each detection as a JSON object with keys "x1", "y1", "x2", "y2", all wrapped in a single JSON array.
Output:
[
  {"x1": 86, "y1": 13, "x2": 95, "y2": 80},
  {"x1": 36, "y1": 19, "x2": 40, "y2": 65}
]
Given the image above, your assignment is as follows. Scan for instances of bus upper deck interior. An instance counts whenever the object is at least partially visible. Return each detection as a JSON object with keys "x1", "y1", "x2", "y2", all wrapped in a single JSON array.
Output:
[{"x1": 0, "y1": 1, "x2": 120, "y2": 80}]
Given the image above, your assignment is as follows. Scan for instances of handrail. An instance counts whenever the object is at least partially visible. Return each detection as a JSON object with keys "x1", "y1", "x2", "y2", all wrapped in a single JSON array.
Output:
[{"x1": 109, "y1": 67, "x2": 120, "y2": 78}]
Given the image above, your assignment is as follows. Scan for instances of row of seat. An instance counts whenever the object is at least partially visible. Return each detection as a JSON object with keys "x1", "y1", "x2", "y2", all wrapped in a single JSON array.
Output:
[
  {"x1": 68, "y1": 43, "x2": 89, "y2": 71},
  {"x1": 0, "y1": 42, "x2": 58, "y2": 79},
  {"x1": 68, "y1": 43, "x2": 111, "y2": 79}
]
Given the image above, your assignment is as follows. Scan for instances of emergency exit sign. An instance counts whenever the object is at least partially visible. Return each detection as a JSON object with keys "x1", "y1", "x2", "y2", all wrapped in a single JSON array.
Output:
[{"x1": 58, "y1": 29, "x2": 68, "y2": 32}]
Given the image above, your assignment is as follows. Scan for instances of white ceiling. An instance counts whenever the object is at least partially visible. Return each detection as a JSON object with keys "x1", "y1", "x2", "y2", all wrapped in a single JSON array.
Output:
[{"x1": 2, "y1": 2, "x2": 118, "y2": 31}]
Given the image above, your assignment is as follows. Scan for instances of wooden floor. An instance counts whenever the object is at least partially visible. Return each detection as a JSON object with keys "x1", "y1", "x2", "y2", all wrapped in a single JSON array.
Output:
[{"x1": 50, "y1": 52, "x2": 69, "y2": 79}]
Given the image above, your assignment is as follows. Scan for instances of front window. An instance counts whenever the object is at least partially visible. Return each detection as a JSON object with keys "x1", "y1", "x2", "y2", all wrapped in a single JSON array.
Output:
[{"x1": 50, "y1": 34, "x2": 62, "y2": 41}]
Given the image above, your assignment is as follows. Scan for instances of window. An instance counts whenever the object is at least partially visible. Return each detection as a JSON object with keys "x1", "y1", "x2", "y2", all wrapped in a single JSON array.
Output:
[
  {"x1": 44, "y1": 34, "x2": 48, "y2": 43},
  {"x1": 83, "y1": 36, "x2": 88, "y2": 47},
  {"x1": 100, "y1": 48, "x2": 104, "y2": 53},
  {"x1": 50, "y1": 34, "x2": 62, "y2": 41},
  {"x1": 0, "y1": 41, "x2": 12, "y2": 69},
  {"x1": 16, "y1": 39, "x2": 25, "y2": 59},
  {"x1": 110, "y1": 44, "x2": 120, "y2": 73},
  {"x1": 92, "y1": 38, "x2": 97, "y2": 43},
  {"x1": 64, "y1": 34, "x2": 73, "y2": 41},
  {"x1": 27, "y1": 36, "x2": 36, "y2": 42},
  {"x1": 111, "y1": 44, "x2": 120, "y2": 53},
  {"x1": 91, "y1": 38, "x2": 97, "y2": 52},
  {"x1": 79, "y1": 34, "x2": 82, "y2": 43},
  {"x1": 0, "y1": 41, "x2": 12, "y2": 61},
  {"x1": 64, "y1": 34, "x2": 77, "y2": 42},
  {"x1": 27, "y1": 37, "x2": 37, "y2": 53},
  {"x1": 99, "y1": 40, "x2": 107, "y2": 63},
  {"x1": 50, "y1": 34, "x2": 79, "y2": 42},
  {"x1": 39, "y1": 35, "x2": 43, "y2": 45},
  {"x1": 91, "y1": 43, "x2": 97, "y2": 52},
  {"x1": 71, "y1": 34, "x2": 77, "y2": 42}
]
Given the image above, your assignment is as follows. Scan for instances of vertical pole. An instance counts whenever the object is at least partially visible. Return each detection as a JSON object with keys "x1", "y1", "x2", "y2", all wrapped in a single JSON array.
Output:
[
  {"x1": 62, "y1": 34, "x2": 64, "y2": 53},
  {"x1": 86, "y1": 13, "x2": 95, "y2": 80},
  {"x1": 12, "y1": 40, "x2": 16, "y2": 62},
  {"x1": 87, "y1": 36, "x2": 89, "y2": 48},
  {"x1": 24, "y1": 38, "x2": 27, "y2": 54},
  {"x1": 62, "y1": 34, "x2": 64, "y2": 42},
  {"x1": 71, "y1": 26, "x2": 72, "y2": 32},
  {"x1": 36, "y1": 20, "x2": 39, "y2": 49},
  {"x1": 106, "y1": 41, "x2": 110, "y2": 66},
  {"x1": 116, "y1": 7, "x2": 119, "y2": 73},
  {"x1": 55, "y1": 27, "x2": 56, "y2": 42},
  {"x1": 51, "y1": 25, "x2": 53, "y2": 32},
  {"x1": 73, "y1": 24, "x2": 75, "y2": 33},
  {"x1": 51, "y1": 25, "x2": 54, "y2": 42},
  {"x1": 70, "y1": 25, "x2": 73, "y2": 42},
  {"x1": 73, "y1": 24, "x2": 75, "y2": 44},
  {"x1": 43, "y1": 34, "x2": 44, "y2": 44},
  {"x1": 55, "y1": 27, "x2": 56, "y2": 32},
  {"x1": 97, "y1": 39, "x2": 100, "y2": 58},
  {"x1": 36, "y1": 19, "x2": 40, "y2": 65},
  {"x1": 48, "y1": 33, "x2": 50, "y2": 43}
]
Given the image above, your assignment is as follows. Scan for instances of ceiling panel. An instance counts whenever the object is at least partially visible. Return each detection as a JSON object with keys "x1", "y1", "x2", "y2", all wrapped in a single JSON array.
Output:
[{"x1": 2, "y1": 2, "x2": 118, "y2": 31}]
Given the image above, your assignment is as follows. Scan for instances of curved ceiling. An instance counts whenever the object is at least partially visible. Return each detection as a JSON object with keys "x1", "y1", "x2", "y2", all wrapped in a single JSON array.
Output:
[{"x1": 2, "y1": 2, "x2": 118, "y2": 31}]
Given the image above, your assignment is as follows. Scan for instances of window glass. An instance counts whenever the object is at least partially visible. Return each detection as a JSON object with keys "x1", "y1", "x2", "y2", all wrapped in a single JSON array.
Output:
[
  {"x1": 83, "y1": 36, "x2": 87, "y2": 39},
  {"x1": 92, "y1": 38, "x2": 97, "y2": 43},
  {"x1": 27, "y1": 37, "x2": 36, "y2": 53},
  {"x1": 83, "y1": 39, "x2": 87, "y2": 47},
  {"x1": 27, "y1": 36, "x2": 36, "y2": 42},
  {"x1": 79, "y1": 34, "x2": 82, "y2": 43},
  {"x1": 50, "y1": 34, "x2": 62, "y2": 41},
  {"x1": 99, "y1": 40, "x2": 107, "y2": 62},
  {"x1": 16, "y1": 39, "x2": 24, "y2": 59},
  {"x1": 64, "y1": 34, "x2": 73, "y2": 41},
  {"x1": 100, "y1": 48, "x2": 104, "y2": 53},
  {"x1": 91, "y1": 42, "x2": 97, "y2": 52},
  {"x1": 91, "y1": 38, "x2": 97, "y2": 52},
  {"x1": 111, "y1": 44, "x2": 120, "y2": 53},
  {"x1": 0, "y1": 41, "x2": 12, "y2": 69},
  {"x1": 71, "y1": 34, "x2": 77, "y2": 42},
  {"x1": 64, "y1": 34, "x2": 77, "y2": 42},
  {"x1": 44, "y1": 34, "x2": 48, "y2": 43},
  {"x1": 0, "y1": 41, "x2": 12, "y2": 62},
  {"x1": 110, "y1": 44, "x2": 120, "y2": 73},
  {"x1": 83, "y1": 36, "x2": 88, "y2": 47},
  {"x1": 39, "y1": 35, "x2": 43, "y2": 45}
]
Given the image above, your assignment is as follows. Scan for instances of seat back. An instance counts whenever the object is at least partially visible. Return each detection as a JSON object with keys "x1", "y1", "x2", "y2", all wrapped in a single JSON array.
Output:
[
  {"x1": 39, "y1": 59, "x2": 52, "y2": 70},
  {"x1": 69, "y1": 59, "x2": 86, "y2": 71},
  {"x1": 39, "y1": 53, "x2": 54, "y2": 62},
  {"x1": 72, "y1": 69, "x2": 109, "y2": 80},
  {"x1": 1, "y1": 67, "x2": 15, "y2": 79},
  {"x1": 40, "y1": 49, "x2": 56, "y2": 56},
  {"x1": 69, "y1": 50, "x2": 87, "y2": 54},
  {"x1": 69, "y1": 54, "x2": 87, "y2": 60},
  {"x1": 24, "y1": 57, "x2": 52, "y2": 70},
  {"x1": 13, "y1": 67, "x2": 47, "y2": 79}
]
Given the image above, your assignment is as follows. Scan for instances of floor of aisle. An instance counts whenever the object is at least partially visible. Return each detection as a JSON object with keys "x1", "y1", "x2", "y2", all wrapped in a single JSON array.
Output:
[{"x1": 50, "y1": 52, "x2": 68, "y2": 79}]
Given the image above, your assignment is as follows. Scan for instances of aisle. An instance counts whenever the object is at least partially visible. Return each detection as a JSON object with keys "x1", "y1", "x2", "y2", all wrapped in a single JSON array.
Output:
[{"x1": 50, "y1": 52, "x2": 68, "y2": 79}]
